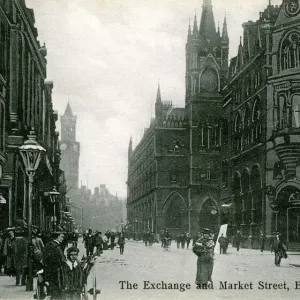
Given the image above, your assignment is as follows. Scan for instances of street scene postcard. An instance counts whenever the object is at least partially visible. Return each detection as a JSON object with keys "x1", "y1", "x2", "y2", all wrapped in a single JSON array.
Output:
[{"x1": 2, "y1": 0, "x2": 300, "y2": 299}]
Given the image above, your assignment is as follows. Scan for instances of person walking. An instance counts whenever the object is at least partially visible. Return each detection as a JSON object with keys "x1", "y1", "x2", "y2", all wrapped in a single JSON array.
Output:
[
  {"x1": 118, "y1": 233, "x2": 125, "y2": 255},
  {"x1": 180, "y1": 233, "x2": 186, "y2": 249},
  {"x1": 218, "y1": 234, "x2": 227, "y2": 254},
  {"x1": 193, "y1": 228, "x2": 215, "y2": 288},
  {"x1": 186, "y1": 233, "x2": 191, "y2": 249},
  {"x1": 273, "y1": 233, "x2": 287, "y2": 267},
  {"x1": 110, "y1": 232, "x2": 116, "y2": 250},
  {"x1": 12, "y1": 227, "x2": 28, "y2": 286},
  {"x1": 176, "y1": 234, "x2": 181, "y2": 249},
  {"x1": 259, "y1": 231, "x2": 266, "y2": 252},
  {"x1": 0, "y1": 232, "x2": 5, "y2": 275},
  {"x1": 235, "y1": 230, "x2": 242, "y2": 251},
  {"x1": 84, "y1": 229, "x2": 95, "y2": 257},
  {"x1": 43, "y1": 229, "x2": 66, "y2": 300},
  {"x1": 3, "y1": 227, "x2": 16, "y2": 276},
  {"x1": 94, "y1": 231, "x2": 103, "y2": 256}
]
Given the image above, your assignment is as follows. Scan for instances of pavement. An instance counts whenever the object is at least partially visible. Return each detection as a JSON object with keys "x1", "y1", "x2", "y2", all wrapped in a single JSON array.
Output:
[{"x1": 1, "y1": 239, "x2": 300, "y2": 300}]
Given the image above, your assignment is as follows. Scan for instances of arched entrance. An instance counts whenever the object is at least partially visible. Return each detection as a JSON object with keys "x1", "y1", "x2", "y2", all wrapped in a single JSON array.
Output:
[
  {"x1": 276, "y1": 185, "x2": 300, "y2": 242},
  {"x1": 163, "y1": 192, "x2": 187, "y2": 235},
  {"x1": 198, "y1": 197, "x2": 219, "y2": 233}
]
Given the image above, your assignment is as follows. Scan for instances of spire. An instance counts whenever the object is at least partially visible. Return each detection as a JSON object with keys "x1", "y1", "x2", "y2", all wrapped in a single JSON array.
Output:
[
  {"x1": 64, "y1": 102, "x2": 73, "y2": 116},
  {"x1": 217, "y1": 21, "x2": 220, "y2": 37},
  {"x1": 222, "y1": 14, "x2": 228, "y2": 41},
  {"x1": 199, "y1": 0, "x2": 217, "y2": 42},
  {"x1": 187, "y1": 19, "x2": 192, "y2": 40},
  {"x1": 193, "y1": 13, "x2": 198, "y2": 36},
  {"x1": 156, "y1": 83, "x2": 162, "y2": 103},
  {"x1": 128, "y1": 136, "x2": 133, "y2": 158}
]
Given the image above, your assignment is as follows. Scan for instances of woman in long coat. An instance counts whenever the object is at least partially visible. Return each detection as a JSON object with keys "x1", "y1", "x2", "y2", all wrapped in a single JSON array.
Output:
[{"x1": 193, "y1": 228, "x2": 215, "y2": 287}]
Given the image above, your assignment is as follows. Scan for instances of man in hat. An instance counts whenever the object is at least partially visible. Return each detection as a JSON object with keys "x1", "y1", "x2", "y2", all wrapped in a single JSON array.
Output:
[
  {"x1": 193, "y1": 228, "x2": 215, "y2": 287},
  {"x1": 64, "y1": 246, "x2": 83, "y2": 300},
  {"x1": 273, "y1": 233, "x2": 287, "y2": 266},
  {"x1": 12, "y1": 227, "x2": 28, "y2": 286},
  {"x1": 43, "y1": 230, "x2": 66, "y2": 299},
  {"x1": 3, "y1": 227, "x2": 16, "y2": 276}
]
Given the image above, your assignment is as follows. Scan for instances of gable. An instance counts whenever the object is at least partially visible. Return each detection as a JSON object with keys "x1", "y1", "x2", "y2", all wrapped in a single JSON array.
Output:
[{"x1": 274, "y1": 0, "x2": 300, "y2": 28}]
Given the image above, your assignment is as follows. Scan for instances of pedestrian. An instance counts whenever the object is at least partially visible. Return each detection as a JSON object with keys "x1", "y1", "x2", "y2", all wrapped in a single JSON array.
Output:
[
  {"x1": 235, "y1": 230, "x2": 241, "y2": 251},
  {"x1": 218, "y1": 233, "x2": 226, "y2": 254},
  {"x1": 181, "y1": 233, "x2": 186, "y2": 249},
  {"x1": 64, "y1": 246, "x2": 83, "y2": 300},
  {"x1": 193, "y1": 228, "x2": 215, "y2": 288},
  {"x1": 43, "y1": 229, "x2": 66, "y2": 300},
  {"x1": 0, "y1": 232, "x2": 5, "y2": 275},
  {"x1": 110, "y1": 232, "x2": 116, "y2": 250},
  {"x1": 3, "y1": 227, "x2": 16, "y2": 276},
  {"x1": 84, "y1": 229, "x2": 95, "y2": 257},
  {"x1": 273, "y1": 233, "x2": 287, "y2": 267},
  {"x1": 32, "y1": 230, "x2": 45, "y2": 274},
  {"x1": 94, "y1": 231, "x2": 103, "y2": 256},
  {"x1": 12, "y1": 227, "x2": 28, "y2": 286},
  {"x1": 186, "y1": 233, "x2": 191, "y2": 249},
  {"x1": 118, "y1": 233, "x2": 125, "y2": 255},
  {"x1": 176, "y1": 234, "x2": 181, "y2": 249},
  {"x1": 259, "y1": 231, "x2": 265, "y2": 252}
]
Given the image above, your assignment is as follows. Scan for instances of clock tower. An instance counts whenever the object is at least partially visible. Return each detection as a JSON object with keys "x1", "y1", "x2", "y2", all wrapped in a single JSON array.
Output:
[
  {"x1": 60, "y1": 103, "x2": 80, "y2": 196},
  {"x1": 185, "y1": 0, "x2": 229, "y2": 232}
]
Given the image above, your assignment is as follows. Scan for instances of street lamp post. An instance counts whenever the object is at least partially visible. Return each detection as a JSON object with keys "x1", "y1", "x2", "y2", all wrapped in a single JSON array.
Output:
[
  {"x1": 49, "y1": 186, "x2": 60, "y2": 231},
  {"x1": 19, "y1": 130, "x2": 45, "y2": 291}
]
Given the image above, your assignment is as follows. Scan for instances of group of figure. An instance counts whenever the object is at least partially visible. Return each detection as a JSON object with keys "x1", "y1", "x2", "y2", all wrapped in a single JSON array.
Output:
[
  {"x1": 143, "y1": 231, "x2": 156, "y2": 246},
  {"x1": 176, "y1": 232, "x2": 192, "y2": 249},
  {"x1": 83, "y1": 229, "x2": 126, "y2": 255}
]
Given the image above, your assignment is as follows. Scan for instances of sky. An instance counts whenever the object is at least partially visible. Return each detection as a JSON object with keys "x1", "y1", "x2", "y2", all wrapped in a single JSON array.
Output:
[{"x1": 26, "y1": 0, "x2": 282, "y2": 197}]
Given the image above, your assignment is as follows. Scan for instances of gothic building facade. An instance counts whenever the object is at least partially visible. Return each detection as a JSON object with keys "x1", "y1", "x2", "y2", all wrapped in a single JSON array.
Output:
[
  {"x1": 127, "y1": 0, "x2": 300, "y2": 249},
  {"x1": 0, "y1": 0, "x2": 66, "y2": 231},
  {"x1": 127, "y1": 0, "x2": 227, "y2": 236}
]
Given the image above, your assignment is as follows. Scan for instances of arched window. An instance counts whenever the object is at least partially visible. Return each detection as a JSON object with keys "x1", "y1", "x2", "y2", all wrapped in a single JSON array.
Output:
[
  {"x1": 280, "y1": 31, "x2": 300, "y2": 71},
  {"x1": 252, "y1": 99, "x2": 262, "y2": 142},
  {"x1": 222, "y1": 160, "x2": 229, "y2": 188},
  {"x1": 243, "y1": 106, "x2": 251, "y2": 148},
  {"x1": 292, "y1": 94, "x2": 300, "y2": 128},
  {"x1": 234, "y1": 113, "x2": 242, "y2": 152},
  {"x1": 277, "y1": 94, "x2": 289, "y2": 129},
  {"x1": 222, "y1": 118, "x2": 229, "y2": 145}
]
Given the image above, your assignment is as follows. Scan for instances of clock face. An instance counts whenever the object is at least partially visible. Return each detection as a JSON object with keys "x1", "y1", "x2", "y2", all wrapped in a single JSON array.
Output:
[
  {"x1": 60, "y1": 143, "x2": 67, "y2": 151},
  {"x1": 201, "y1": 68, "x2": 218, "y2": 92},
  {"x1": 73, "y1": 144, "x2": 78, "y2": 151},
  {"x1": 285, "y1": 0, "x2": 300, "y2": 17}
]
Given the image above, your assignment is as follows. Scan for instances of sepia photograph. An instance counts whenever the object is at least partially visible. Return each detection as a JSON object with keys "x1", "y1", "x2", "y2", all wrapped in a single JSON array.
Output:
[{"x1": 0, "y1": 0, "x2": 300, "y2": 299}]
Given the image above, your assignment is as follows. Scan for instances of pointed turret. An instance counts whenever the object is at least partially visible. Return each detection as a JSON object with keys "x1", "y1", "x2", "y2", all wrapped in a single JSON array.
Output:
[
  {"x1": 217, "y1": 21, "x2": 220, "y2": 37},
  {"x1": 193, "y1": 13, "x2": 198, "y2": 36},
  {"x1": 187, "y1": 19, "x2": 192, "y2": 41},
  {"x1": 199, "y1": 0, "x2": 217, "y2": 43},
  {"x1": 155, "y1": 83, "x2": 163, "y2": 124},
  {"x1": 64, "y1": 102, "x2": 73, "y2": 116},
  {"x1": 128, "y1": 136, "x2": 133, "y2": 159},
  {"x1": 156, "y1": 83, "x2": 162, "y2": 103},
  {"x1": 222, "y1": 14, "x2": 229, "y2": 41}
]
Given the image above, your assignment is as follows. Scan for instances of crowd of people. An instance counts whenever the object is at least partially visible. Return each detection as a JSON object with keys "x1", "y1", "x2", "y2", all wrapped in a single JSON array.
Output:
[{"x1": 0, "y1": 226, "x2": 127, "y2": 299}]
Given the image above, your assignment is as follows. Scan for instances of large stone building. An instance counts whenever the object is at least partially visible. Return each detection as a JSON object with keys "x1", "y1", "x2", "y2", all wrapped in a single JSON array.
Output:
[
  {"x1": 127, "y1": 0, "x2": 227, "y2": 236},
  {"x1": 127, "y1": 0, "x2": 300, "y2": 249},
  {"x1": 222, "y1": 0, "x2": 300, "y2": 249},
  {"x1": 0, "y1": 0, "x2": 66, "y2": 231}
]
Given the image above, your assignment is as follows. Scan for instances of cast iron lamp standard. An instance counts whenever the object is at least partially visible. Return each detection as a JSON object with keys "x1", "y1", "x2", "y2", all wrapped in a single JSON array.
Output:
[
  {"x1": 19, "y1": 131, "x2": 45, "y2": 291},
  {"x1": 121, "y1": 219, "x2": 124, "y2": 233},
  {"x1": 48, "y1": 186, "x2": 60, "y2": 231}
]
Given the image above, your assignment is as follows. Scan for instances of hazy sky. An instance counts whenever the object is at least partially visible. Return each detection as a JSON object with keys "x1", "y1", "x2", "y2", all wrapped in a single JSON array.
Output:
[{"x1": 26, "y1": 0, "x2": 282, "y2": 197}]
